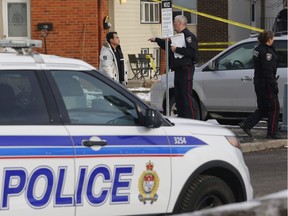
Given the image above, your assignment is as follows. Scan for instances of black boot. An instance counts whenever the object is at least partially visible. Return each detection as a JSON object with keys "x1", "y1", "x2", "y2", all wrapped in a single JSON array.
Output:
[{"x1": 239, "y1": 122, "x2": 252, "y2": 137}]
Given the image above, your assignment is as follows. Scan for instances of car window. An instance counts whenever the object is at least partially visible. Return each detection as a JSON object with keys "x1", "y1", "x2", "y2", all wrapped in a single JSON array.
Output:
[
  {"x1": 51, "y1": 71, "x2": 140, "y2": 126},
  {"x1": 0, "y1": 71, "x2": 50, "y2": 124},
  {"x1": 217, "y1": 42, "x2": 257, "y2": 70},
  {"x1": 273, "y1": 40, "x2": 287, "y2": 68}
]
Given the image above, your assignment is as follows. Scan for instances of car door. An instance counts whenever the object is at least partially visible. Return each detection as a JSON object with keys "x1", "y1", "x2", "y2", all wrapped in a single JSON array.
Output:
[
  {"x1": 202, "y1": 41, "x2": 258, "y2": 112},
  {"x1": 50, "y1": 70, "x2": 171, "y2": 216},
  {"x1": 273, "y1": 39, "x2": 287, "y2": 111},
  {"x1": 0, "y1": 70, "x2": 75, "y2": 215}
]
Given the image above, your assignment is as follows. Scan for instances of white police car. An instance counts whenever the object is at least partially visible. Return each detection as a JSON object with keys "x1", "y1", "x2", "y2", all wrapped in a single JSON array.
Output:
[{"x1": 0, "y1": 39, "x2": 252, "y2": 215}]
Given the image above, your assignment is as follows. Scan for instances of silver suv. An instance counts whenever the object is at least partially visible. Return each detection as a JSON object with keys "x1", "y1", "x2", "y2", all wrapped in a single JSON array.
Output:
[{"x1": 150, "y1": 34, "x2": 287, "y2": 125}]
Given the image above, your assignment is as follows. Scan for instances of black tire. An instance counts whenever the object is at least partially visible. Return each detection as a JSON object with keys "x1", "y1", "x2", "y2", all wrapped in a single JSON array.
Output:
[
  {"x1": 177, "y1": 175, "x2": 236, "y2": 213},
  {"x1": 165, "y1": 95, "x2": 201, "y2": 120},
  {"x1": 169, "y1": 96, "x2": 177, "y2": 117}
]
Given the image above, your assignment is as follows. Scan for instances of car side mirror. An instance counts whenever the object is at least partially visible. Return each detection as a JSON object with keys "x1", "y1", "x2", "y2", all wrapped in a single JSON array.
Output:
[
  {"x1": 208, "y1": 60, "x2": 216, "y2": 71},
  {"x1": 145, "y1": 108, "x2": 163, "y2": 128}
]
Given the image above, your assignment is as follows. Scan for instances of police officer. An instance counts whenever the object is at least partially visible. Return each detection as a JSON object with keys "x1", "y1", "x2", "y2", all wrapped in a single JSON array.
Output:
[
  {"x1": 239, "y1": 31, "x2": 282, "y2": 139},
  {"x1": 149, "y1": 15, "x2": 198, "y2": 119}
]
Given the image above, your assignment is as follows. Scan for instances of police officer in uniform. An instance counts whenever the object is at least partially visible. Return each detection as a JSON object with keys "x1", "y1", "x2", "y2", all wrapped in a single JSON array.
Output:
[
  {"x1": 239, "y1": 31, "x2": 282, "y2": 139},
  {"x1": 149, "y1": 15, "x2": 198, "y2": 119}
]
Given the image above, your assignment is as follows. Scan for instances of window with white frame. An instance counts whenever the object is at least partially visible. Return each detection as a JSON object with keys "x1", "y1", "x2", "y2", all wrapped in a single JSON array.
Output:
[
  {"x1": 140, "y1": 0, "x2": 160, "y2": 24},
  {"x1": 2, "y1": 0, "x2": 30, "y2": 39},
  {"x1": 173, "y1": 0, "x2": 197, "y2": 25}
]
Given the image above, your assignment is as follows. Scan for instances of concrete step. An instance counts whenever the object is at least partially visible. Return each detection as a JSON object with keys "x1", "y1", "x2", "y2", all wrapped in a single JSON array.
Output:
[{"x1": 127, "y1": 79, "x2": 158, "y2": 88}]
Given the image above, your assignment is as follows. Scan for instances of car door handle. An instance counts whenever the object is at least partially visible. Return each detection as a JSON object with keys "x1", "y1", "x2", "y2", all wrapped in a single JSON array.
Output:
[
  {"x1": 241, "y1": 76, "x2": 253, "y2": 81},
  {"x1": 82, "y1": 140, "x2": 107, "y2": 147}
]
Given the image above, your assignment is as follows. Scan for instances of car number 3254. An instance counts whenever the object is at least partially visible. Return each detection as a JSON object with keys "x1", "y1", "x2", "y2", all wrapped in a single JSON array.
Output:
[{"x1": 173, "y1": 137, "x2": 187, "y2": 145}]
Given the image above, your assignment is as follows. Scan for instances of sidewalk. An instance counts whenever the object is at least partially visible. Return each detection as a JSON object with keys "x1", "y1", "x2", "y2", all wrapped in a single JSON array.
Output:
[
  {"x1": 226, "y1": 122, "x2": 287, "y2": 153},
  {"x1": 127, "y1": 79, "x2": 157, "y2": 88}
]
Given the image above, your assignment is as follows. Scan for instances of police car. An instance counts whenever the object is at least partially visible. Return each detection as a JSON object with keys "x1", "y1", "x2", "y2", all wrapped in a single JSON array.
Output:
[{"x1": 0, "y1": 39, "x2": 252, "y2": 216}]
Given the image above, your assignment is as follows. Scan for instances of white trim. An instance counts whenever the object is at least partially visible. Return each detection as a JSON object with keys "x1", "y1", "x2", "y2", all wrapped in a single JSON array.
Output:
[
  {"x1": 2, "y1": 0, "x2": 30, "y2": 39},
  {"x1": 140, "y1": 1, "x2": 160, "y2": 24}
]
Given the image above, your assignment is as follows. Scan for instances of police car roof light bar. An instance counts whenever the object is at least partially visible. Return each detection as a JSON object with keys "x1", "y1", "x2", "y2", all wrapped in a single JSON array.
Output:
[{"x1": 0, "y1": 39, "x2": 42, "y2": 49}]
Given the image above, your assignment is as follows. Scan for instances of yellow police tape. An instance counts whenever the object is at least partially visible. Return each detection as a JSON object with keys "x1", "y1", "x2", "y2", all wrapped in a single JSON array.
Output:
[
  {"x1": 199, "y1": 48, "x2": 226, "y2": 51},
  {"x1": 199, "y1": 42, "x2": 236, "y2": 51},
  {"x1": 173, "y1": 5, "x2": 264, "y2": 32},
  {"x1": 199, "y1": 42, "x2": 236, "y2": 46},
  {"x1": 145, "y1": 54, "x2": 157, "y2": 72},
  {"x1": 153, "y1": 0, "x2": 264, "y2": 33}
]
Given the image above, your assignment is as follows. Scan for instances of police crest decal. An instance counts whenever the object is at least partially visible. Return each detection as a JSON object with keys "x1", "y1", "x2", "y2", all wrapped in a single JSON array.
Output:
[{"x1": 138, "y1": 161, "x2": 159, "y2": 204}]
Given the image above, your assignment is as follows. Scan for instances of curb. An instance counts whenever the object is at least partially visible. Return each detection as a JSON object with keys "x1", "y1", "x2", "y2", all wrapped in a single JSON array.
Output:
[{"x1": 241, "y1": 139, "x2": 287, "y2": 153}]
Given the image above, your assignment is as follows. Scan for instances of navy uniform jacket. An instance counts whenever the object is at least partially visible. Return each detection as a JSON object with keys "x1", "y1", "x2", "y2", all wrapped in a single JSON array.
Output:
[
  {"x1": 155, "y1": 28, "x2": 198, "y2": 70},
  {"x1": 253, "y1": 43, "x2": 278, "y2": 93}
]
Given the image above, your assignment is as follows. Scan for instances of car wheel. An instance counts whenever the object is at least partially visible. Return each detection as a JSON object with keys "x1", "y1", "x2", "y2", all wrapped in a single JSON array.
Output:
[
  {"x1": 165, "y1": 95, "x2": 201, "y2": 120},
  {"x1": 169, "y1": 96, "x2": 178, "y2": 117},
  {"x1": 176, "y1": 175, "x2": 236, "y2": 213}
]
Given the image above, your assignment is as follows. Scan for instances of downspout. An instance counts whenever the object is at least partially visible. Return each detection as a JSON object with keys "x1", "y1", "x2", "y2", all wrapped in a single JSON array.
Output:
[
  {"x1": 98, "y1": 0, "x2": 102, "y2": 68},
  {"x1": 260, "y1": 0, "x2": 265, "y2": 29}
]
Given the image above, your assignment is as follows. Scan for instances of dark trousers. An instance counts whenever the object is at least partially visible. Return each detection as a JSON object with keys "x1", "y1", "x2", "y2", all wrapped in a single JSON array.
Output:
[
  {"x1": 242, "y1": 80, "x2": 280, "y2": 135},
  {"x1": 174, "y1": 65, "x2": 195, "y2": 119}
]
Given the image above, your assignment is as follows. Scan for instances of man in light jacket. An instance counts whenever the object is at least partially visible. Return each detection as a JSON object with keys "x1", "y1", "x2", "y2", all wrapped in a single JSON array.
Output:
[{"x1": 99, "y1": 31, "x2": 127, "y2": 86}]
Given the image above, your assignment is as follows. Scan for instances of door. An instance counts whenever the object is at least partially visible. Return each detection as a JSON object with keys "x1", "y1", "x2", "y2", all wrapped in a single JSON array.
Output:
[
  {"x1": 273, "y1": 39, "x2": 288, "y2": 111},
  {"x1": 203, "y1": 42, "x2": 258, "y2": 112},
  {"x1": 50, "y1": 70, "x2": 171, "y2": 215},
  {"x1": 0, "y1": 70, "x2": 75, "y2": 215},
  {"x1": 2, "y1": 0, "x2": 30, "y2": 39}
]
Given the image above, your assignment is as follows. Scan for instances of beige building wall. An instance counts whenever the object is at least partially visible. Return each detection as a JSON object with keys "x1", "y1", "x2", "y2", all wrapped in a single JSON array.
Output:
[
  {"x1": 108, "y1": 0, "x2": 197, "y2": 79},
  {"x1": 0, "y1": 2, "x2": 3, "y2": 39},
  {"x1": 109, "y1": 0, "x2": 162, "y2": 79}
]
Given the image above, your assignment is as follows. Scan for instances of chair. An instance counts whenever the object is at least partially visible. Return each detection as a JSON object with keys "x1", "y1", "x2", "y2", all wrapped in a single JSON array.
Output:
[
  {"x1": 128, "y1": 54, "x2": 143, "y2": 80},
  {"x1": 138, "y1": 54, "x2": 160, "y2": 79},
  {"x1": 147, "y1": 54, "x2": 160, "y2": 79},
  {"x1": 138, "y1": 54, "x2": 154, "y2": 78}
]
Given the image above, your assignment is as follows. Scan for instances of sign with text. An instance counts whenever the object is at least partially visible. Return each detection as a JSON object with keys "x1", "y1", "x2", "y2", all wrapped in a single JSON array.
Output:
[{"x1": 161, "y1": 0, "x2": 173, "y2": 38}]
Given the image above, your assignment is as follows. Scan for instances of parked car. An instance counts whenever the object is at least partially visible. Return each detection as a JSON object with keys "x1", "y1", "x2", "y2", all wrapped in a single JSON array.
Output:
[
  {"x1": 150, "y1": 34, "x2": 287, "y2": 125},
  {"x1": 0, "y1": 39, "x2": 253, "y2": 215}
]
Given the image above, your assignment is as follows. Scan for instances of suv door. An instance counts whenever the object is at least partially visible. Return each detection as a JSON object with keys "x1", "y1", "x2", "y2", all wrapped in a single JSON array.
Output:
[
  {"x1": 273, "y1": 39, "x2": 287, "y2": 111},
  {"x1": 203, "y1": 41, "x2": 258, "y2": 112},
  {"x1": 49, "y1": 70, "x2": 171, "y2": 215},
  {"x1": 0, "y1": 70, "x2": 75, "y2": 215}
]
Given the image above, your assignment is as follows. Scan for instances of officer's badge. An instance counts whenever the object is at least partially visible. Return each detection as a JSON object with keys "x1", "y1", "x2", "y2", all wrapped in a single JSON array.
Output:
[
  {"x1": 266, "y1": 53, "x2": 272, "y2": 61},
  {"x1": 186, "y1": 36, "x2": 192, "y2": 43},
  {"x1": 138, "y1": 161, "x2": 159, "y2": 204},
  {"x1": 103, "y1": 55, "x2": 107, "y2": 60}
]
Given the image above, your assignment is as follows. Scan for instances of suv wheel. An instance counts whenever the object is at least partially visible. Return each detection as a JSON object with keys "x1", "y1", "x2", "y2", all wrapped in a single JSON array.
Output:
[
  {"x1": 165, "y1": 95, "x2": 201, "y2": 120},
  {"x1": 176, "y1": 175, "x2": 236, "y2": 213}
]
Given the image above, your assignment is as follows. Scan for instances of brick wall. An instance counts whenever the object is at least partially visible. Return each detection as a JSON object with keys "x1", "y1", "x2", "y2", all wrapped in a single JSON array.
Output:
[
  {"x1": 31, "y1": 0, "x2": 109, "y2": 68},
  {"x1": 197, "y1": 0, "x2": 228, "y2": 63}
]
